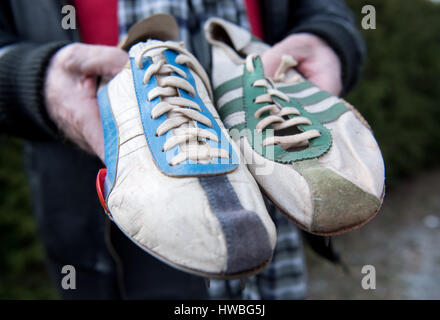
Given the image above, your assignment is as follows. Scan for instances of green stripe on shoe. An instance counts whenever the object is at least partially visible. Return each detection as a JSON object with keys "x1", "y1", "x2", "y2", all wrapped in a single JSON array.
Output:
[
  {"x1": 295, "y1": 91, "x2": 332, "y2": 106},
  {"x1": 242, "y1": 57, "x2": 332, "y2": 163},
  {"x1": 277, "y1": 81, "x2": 314, "y2": 94},
  {"x1": 229, "y1": 122, "x2": 246, "y2": 132},
  {"x1": 311, "y1": 102, "x2": 349, "y2": 123},
  {"x1": 214, "y1": 76, "x2": 243, "y2": 101},
  {"x1": 218, "y1": 97, "x2": 244, "y2": 119}
]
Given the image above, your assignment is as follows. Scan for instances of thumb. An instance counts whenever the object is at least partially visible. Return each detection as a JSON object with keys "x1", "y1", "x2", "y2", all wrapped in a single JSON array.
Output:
[
  {"x1": 261, "y1": 48, "x2": 283, "y2": 77},
  {"x1": 81, "y1": 99, "x2": 105, "y2": 163},
  {"x1": 64, "y1": 43, "x2": 128, "y2": 77},
  {"x1": 307, "y1": 72, "x2": 342, "y2": 96}
]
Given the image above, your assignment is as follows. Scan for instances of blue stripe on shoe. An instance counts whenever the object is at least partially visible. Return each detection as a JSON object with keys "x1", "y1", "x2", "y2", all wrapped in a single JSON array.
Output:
[
  {"x1": 97, "y1": 85, "x2": 119, "y2": 196},
  {"x1": 198, "y1": 175, "x2": 272, "y2": 275},
  {"x1": 130, "y1": 49, "x2": 238, "y2": 177}
]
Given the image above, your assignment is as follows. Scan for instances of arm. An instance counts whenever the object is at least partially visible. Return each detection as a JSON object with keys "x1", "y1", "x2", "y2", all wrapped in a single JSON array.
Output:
[
  {"x1": 0, "y1": 1, "x2": 69, "y2": 139},
  {"x1": 0, "y1": 2, "x2": 127, "y2": 162}
]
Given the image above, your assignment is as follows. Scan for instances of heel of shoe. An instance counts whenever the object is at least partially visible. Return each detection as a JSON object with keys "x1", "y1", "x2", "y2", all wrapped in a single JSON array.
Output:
[{"x1": 96, "y1": 168, "x2": 113, "y2": 220}]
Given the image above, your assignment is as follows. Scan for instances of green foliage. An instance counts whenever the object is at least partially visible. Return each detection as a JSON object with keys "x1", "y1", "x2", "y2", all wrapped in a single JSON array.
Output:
[
  {"x1": 0, "y1": 138, "x2": 57, "y2": 299},
  {"x1": 346, "y1": 0, "x2": 440, "y2": 184}
]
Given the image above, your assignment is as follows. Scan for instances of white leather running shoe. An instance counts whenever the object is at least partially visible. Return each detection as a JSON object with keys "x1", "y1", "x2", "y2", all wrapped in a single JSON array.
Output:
[
  {"x1": 96, "y1": 15, "x2": 276, "y2": 278},
  {"x1": 205, "y1": 17, "x2": 385, "y2": 235}
]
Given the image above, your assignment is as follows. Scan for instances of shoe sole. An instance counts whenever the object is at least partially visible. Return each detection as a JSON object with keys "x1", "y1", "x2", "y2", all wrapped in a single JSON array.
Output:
[
  {"x1": 259, "y1": 183, "x2": 385, "y2": 236},
  {"x1": 97, "y1": 170, "x2": 271, "y2": 279},
  {"x1": 109, "y1": 214, "x2": 272, "y2": 279}
]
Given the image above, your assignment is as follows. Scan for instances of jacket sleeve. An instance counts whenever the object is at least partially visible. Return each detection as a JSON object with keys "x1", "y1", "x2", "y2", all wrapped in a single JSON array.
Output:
[
  {"x1": 0, "y1": 1, "x2": 69, "y2": 139},
  {"x1": 263, "y1": 0, "x2": 366, "y2": 95}
]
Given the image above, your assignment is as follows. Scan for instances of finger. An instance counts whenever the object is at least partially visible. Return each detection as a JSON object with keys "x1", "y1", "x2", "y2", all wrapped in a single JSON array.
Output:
[
  {"x1": 64, "y1": 43, "x2": 128, "y2": 77},
  {"x1": 82, "y1": 102, "x2": 105, "y2": 163},
  {"x1": 261, "y1": 42, "x2": 307, "y2": 77},
  {"x1": 261, "y1": 49, "x2": 283, "y2": 77},
  {"x1": 308, "y1": 72, "x2": 342, "y2": 96},
  {"x1": 74, "y1": 97, "x2": 105, "y2": 162}
]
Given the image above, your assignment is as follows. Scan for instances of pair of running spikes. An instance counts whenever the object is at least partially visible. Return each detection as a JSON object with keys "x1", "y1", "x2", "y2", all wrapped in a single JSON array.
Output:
[{"x1": 96, "y1": 14, "x2": 385, "y2": 279}]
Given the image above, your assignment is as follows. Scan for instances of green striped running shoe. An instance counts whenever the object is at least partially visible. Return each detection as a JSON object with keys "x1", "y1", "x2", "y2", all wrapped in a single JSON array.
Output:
[{"x1": 204, "y1": 18, "x2": 385, "y2": 235}]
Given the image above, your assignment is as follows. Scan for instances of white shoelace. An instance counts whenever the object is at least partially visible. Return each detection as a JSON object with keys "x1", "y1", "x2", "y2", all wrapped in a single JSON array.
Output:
[
  {"x1": 135, "y1": 42, "x2": 230, "y2": 166},
  {"x1": 246, "y1": 54, "x2": 321, "y2": 149}
]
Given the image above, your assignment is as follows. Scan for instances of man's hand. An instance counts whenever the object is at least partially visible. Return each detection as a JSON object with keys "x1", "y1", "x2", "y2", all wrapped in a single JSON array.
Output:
[
  {"x1": 261, "y1": 33, "x2": 342, "y2": 96},
  {"x1": 45, "y1": 43, "x2": 128, "y2": 162}
]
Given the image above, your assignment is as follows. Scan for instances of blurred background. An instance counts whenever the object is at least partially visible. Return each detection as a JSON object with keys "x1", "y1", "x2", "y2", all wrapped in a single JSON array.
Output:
[{"x1": 1, "y1": 0, "x2": 440, "y2": 299}]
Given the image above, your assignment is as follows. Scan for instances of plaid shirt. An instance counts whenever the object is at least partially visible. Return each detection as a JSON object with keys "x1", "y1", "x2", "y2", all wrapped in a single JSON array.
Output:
[{"x1": 117, "y1": 0, "x2": 307, "y2": 300}]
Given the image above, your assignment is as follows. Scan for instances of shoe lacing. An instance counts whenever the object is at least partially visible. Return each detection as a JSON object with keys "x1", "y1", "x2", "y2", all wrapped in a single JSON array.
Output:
[
  {"x1": 135, "y1": 42, "x2": 230, "y2": 166},
  {"x1": 246, "y1": 54, "x2": 321, "y2": 150}
]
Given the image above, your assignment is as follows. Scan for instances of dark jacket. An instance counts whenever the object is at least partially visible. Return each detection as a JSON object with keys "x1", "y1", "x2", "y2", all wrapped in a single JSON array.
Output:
[{"x1": 0, "y1": 0, "x2": 365, "y2": 299}]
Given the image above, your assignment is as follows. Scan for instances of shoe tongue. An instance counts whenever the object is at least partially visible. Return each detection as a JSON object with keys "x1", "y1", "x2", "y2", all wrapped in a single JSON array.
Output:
[
  {"x1": 119, "y1": 14, "x2": 179, "y2": 51},
  {"x1": 205, "y1": 18, "x2": 252, "y2": 52},
  {"x1": 128, "y1": 39, "x2": 174, "y2": 58}
]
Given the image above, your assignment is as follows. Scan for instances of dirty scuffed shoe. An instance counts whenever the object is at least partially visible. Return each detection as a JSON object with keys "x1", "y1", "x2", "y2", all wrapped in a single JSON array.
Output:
[
  {"x1": 205, "y1": 18, "x2": 385, "y2": 235},
  {"x1": 95, "y1": 15, "x2": 276, "y2": 278}
]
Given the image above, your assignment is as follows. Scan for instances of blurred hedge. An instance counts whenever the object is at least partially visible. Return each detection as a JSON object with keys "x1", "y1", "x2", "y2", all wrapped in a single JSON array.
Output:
[
  {"x1": 346, "y1": 0, "x2": 440, "y2": 183},
  {"x1": 0, "y1": 138, "x2": 57, "y2": 299},
  {"x1": 0, "y1": 0, "x2": 440, "y2": 299}
]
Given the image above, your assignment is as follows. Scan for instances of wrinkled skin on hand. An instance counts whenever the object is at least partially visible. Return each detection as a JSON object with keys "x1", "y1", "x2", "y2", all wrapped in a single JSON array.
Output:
[
  {"x1": 45, "y1": 43, "x2": 128, "y2": 162},
  {"x1": 261, "y1": 33, "x2": 342, "y2": 96}
]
